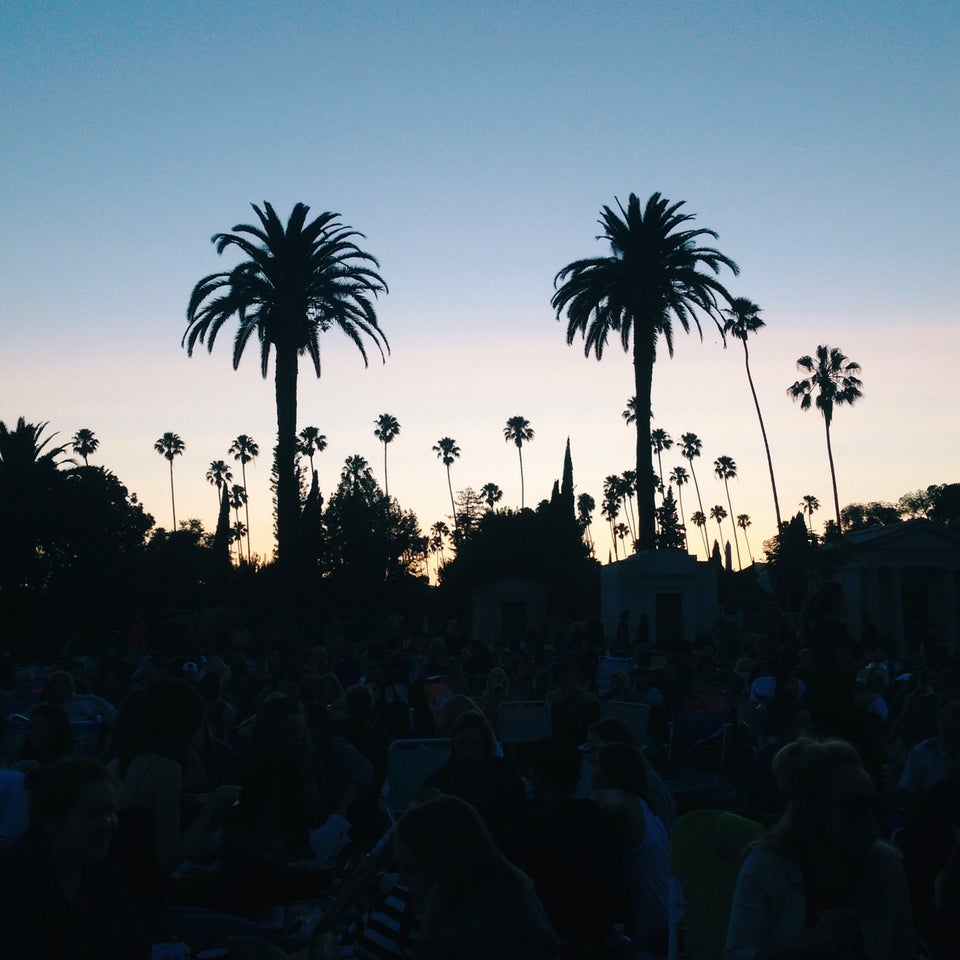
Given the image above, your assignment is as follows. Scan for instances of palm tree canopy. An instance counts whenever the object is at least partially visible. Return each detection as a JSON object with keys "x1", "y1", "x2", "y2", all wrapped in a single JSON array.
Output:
[
  {"x1": 71, "y1": 428, "x2": 99, "y2": 463},
  {"x1": 433, "y1": 437, "x2": 460, "y2": 466},
  {"x1": 503, "y1": 416, "x2": 534, "y2": 448},
  {"x1": 714, "y1": 455, "x2": 737, "y2": 480},
  {"x1": 298, "y1": 426, "x2": 328, "y2": 455},
  {"x1": 0, "y1": 418, "x2": 72, "y2": 472},
  {"x1": 680, "y1": 432, "x2": 703, "y2": 461},
  {"x1": 691, "y1": 511, "x2": 707, "y2": 526},
  {"x1": 374, "y1": 413, "x2": 400, "y2": 444},
  {"x1": 787, "y1": 345, "x2": 863, "y2": 426},
  {"x1": 184, "y1": 202, "x2": 388, "y2": 378},
  {"x1": 229, "y1": 434, "x2": 259, "y2": 465},
  {"x1": 669, "y1": 465, "x2": 689, "y2": 486},
  {"x1": 480, "y1": 482, "x2": 503, "y2": 509},
  {"x1": 552, "y1": 192, "x2": 738, "y2": 361},
  {"x1": 722, "y1": 297, "x2": 765, "y2": 342},
  {"x1": 577, "y1": 492, "x2": 596, "y2": 521},
  {"x1": 710, "y1": 505, "x2": 728, "y2": 522},
  {"x1": 622, "y1": 397, "x2": 639, "y2": 425},
  {"x1": 207, "y1": 459, "x2": 233, "y2": 487},
  {"x1": 736, "y1": 514, "x2": 751, "y2": 528},
  {"x1": 650, "y1": 429, "x2": 673, "y2": 454},
  {"x1": 154, "y1": 432, "x2": 185, "y2": 461}
]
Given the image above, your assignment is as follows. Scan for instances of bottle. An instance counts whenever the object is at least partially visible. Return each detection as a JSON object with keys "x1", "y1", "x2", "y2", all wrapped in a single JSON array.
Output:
[{"x1": 604, "y1": 922, "x2": 632, "y2": 959}]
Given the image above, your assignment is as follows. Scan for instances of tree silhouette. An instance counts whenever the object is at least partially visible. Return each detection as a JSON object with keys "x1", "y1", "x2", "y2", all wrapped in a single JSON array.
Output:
[
  {"x1": 71, "y1": 428, "x2": 99, "y2": 467},
  {"x1": 374, "y1": 413, "x2": 400, "y2": 499},
  {"x1": 723, "y1": 297, "x2": 782, "y2": 530},
  {"x1": 601, "y1": 491, "x2": 621, "y2": 561},
  {"x1": 736, "y1": 514, "x2": 754, "y2": 564},
  {"x1": 432, "y1": 437, "x2": 460, "y2": 529},
  {"x1": 206, "y1": 459, "x2": 233, "y2": 508},
  {"x1": 603, "y1": 475, "x2": 632, "y2": 548},
  {"x1": 788, "y1": 345, "x2": 863, "y2": 531},
  {"x1": 480, "y1": 482, "x2": 503, "y2": 511},
  {"x1": 680, "y1": 433, "x2": 709, "y2": 556},
  {"x1": 713, "y1": 455, "x2": 742, "y2": 570},
  {"x1": 691, "y1": 510, "x2": 708, "y2": 551},
  {"x1": 297, "y1": 426, "x2": 327, "y2": 479},
  {"x1": 622, "y1": 397, "x2": 639, "y2": 425},
  {"x1": 656, "y1": 487, "x2": 686, "y2": 550},
  {"x1": 229, "y1": 435, "x2": 259, "y2": 563},
  {"x1": 620, "y1": 470, "x2": 639, "y2": 541},
  {"x1": 668, "y1": 465, "x2": 690, "y2": 551},
  {"x1": 154, "y1": 432, "x2": 185, "y2": 529},
  {"x1": 228, "y1": 483, "x2": 247, "y2": 563},
  {"x1": 184, "y1": 202, "x2": 387, "y2": 570},
  {"x1": 503, "y1": 416, "x2": 534, "y2": 508},
  {"x1": 553, "y1": 192, "x2": 737, "y2": 550},
  {"x1": 709, "y1": 504, "x2": 728, "y2": 552},
  {"x1": 650, "y1": 428, "x2": 673, "y2": 496},
  {"x1": 801, "y1": 494, "x2": 820, "y2": 534},
  {"x1": 577, "y1": 492, "x2": 596, "y2": 550},
  {"x1": 430, "y1": 520, "x2": 450, "y2": 568}
]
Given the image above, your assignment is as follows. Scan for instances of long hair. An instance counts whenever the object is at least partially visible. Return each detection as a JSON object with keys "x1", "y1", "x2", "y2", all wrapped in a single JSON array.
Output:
[
  {"x1": 26, "y1": 758, "x2": 112, "y2": 839},
  {"x1": 447, "y1": 709, "x2": 497, "y2": 764},
  {"x1": 757, "y1": 737, "x2": 864, "y2": 857},
  {"x1": 394, "y1": 795, "x2": 530, "y2": 933}
]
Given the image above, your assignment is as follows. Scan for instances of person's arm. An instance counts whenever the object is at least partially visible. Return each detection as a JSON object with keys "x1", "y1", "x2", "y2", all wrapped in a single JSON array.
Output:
[{"x1": 329, "y1": 735, "x2": 375, "y2": 792}]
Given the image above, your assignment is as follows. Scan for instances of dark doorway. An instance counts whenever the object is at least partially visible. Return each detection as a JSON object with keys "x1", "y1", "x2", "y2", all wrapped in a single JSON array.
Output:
[{"x1": 656, "y1": 592, "x2": 683, "y2": 648}]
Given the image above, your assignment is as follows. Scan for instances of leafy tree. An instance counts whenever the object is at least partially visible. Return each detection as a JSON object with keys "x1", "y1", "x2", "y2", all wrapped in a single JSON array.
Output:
[
  {"x1": 668, "y1": 465, "x2": 690, "y2": 551},
  {"x1": 71, "y1": 428, "x2": 99, "y2": 467},
  {"x1": 620, "y1": 470, "x2": 639, "y2": 541},
  {"x1": 680, "y1": 433, "x2": 709, "y2": 555},
  {"x1": 503, "y1": 416, "x2": 535, "y2": 508},
  {"x1": 185, "y1": 202, "x2": 388, "y2": 571},
  {"x1": 841, "y1": 501, "x2": 901, "y2": 532},
  {"x1": 206, "y1": 459, "x2": 233, "y2": 508},
  {"x1": 229, "y1": 435, "x2": 259, "y2": 563},
  {"x1": 228, "y1": 484, "x2": 248, "y2": 563},
  {"x1": 577, "y1": 491, "x2": 596, "y2": 551},
  {"x1": 433, "y1": 437, "x2": 460, "y2": 528},
  {"x1": 297, "y1": 426, "x2": 327, "y2": 479},
  {"x1": 430, "y1": 520, "x2": 450, "y2": 568},
  {"x1": 153, "y1": 432, "x2": 185, "y2": 529},
  {"x1": 930, "y1": 484, "x2": 960, "y2": 529},
  {"x1": 788, "y1": 344, "x2": 863, "y2": 531},
  {"x1": 453, "y1": 487, "x2": 485, "y2": 545},
  {"x1": 553, "y1": 192, "x2": 737, "y2": 550},
  {"x1": 713, "y1": 455, "x2": 742, "y2": 570},
  {"x1": 655, "y1": 487, "x2": 686, "y2": 550},
  {"x1": 763, "y1": 513, "x2": 823, "y2": 612},
  {"x1": 374, "y1": 413, "x2": 400, "y2": 499},
  {"x1": 603, "y1": 475, "x2": 629, "y2": 551},
  {"x1": 897, "y1": 485, "x2": 942, "y2": 519},
  {"x1": 736, "y1": 514, "x2": 754, "y2": 564},
  {"x1": 801, "y1": 494, "x2": 820, "y2": 534},
  {"x1": 723, "y1": 297, "x2": 782, "y2": 530},
  {"x1": 481, "y1": 482, "x2": 503, "y2": 511}
]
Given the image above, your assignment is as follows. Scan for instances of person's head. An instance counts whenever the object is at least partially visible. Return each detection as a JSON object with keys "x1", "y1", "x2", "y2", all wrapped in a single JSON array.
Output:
[
  {"x1": 588, "y1": 716, "x2": 638, "y2": 757},
  {"x1": 608, "y1": 671, "x2": 630, "y2": 699},
  {"x1": 593, "y1": 741, "x2": 649, "y2": 798},
  {"x1": 318, "y1": 672, "x2": 343, "y2": 706},
  {"x1": 26, "y1": 759, "x2": 117, "y2": 865},
  {"x1": 531, "y1": 735, "x2": 581, "y2": 802},
  {"x1": 43, "y1": 671, "x2": 75, "y2": 705},
  {"x1": 484, "y1": 667, "x2": 509, "y2": 696},
  {"x1": 252, "y1": 692, "x2": 309, "y2": 757},
  {"x1": 765, "y1": 737, "x2": 878, "y2": 866},
  {"x1": 448, "y1": 710, "x2": 497, "y2": 768},
  {"x1": 117, "y1": 679, "x2": 204, "y2": 774},
  {"x1": 344, "y1": 683, "x2": 375, "y2": 722},
  {"x1": 394, "y1": 795, "x2": 515, "y2": 926},
  {"x1": 20, "y1": 702, "x2": 72, "y2": 765},
  {"x1": 443, "y1": 694, "x2": 482, "y2": 728}
]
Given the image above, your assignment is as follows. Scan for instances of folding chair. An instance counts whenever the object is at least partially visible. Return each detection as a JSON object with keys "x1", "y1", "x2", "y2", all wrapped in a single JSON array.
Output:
[
  {"x1": 596, "y1": 657, "x2": 633, "y2": 697},
  {"x1": 69, "y1": 716, "x2": 103, "y2": 757},
  {"x1": 497, "y1": 700, "x2": 552, "y2": 744},
  {"x1": 668, "y1": 809, "x2": 763, "y2": 960},
  {"x1": 599, "y1": 700, "x2": 651, "y2": 745},
  {"x1": 386, "y1": 738, "x2": 449, "y2": 816}
]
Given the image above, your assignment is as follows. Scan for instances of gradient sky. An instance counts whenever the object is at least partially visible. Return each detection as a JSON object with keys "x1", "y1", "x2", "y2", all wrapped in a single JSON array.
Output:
[{"x1": 2, "y1": 1, "x2": 958, "y2": 568}]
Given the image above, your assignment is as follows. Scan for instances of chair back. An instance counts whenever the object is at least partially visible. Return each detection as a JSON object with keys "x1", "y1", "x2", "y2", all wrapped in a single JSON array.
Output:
[
  {"x1": 497, "y1": 700, "x2": 552, "y2": 744},
  {"x1": 387, "y1": 738, "x2": 450, "y2": 815},
  {"x1": 599, "y1": 700, "x2": 651, "y2": 744},
  {"x1": 596, "y1": 657, "x2": 633, "y2": 697},
  {"x1": 69, "y1": 716, "x2": 103, "y2": 757},
  {"x1": 668, "y1": 809, "x2": 764, "y2": 960}
]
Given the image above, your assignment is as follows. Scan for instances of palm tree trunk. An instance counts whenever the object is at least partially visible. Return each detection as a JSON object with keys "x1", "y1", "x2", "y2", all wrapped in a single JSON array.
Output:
[
  {"x1": 688, "y1": 463, "x2": 709, "y2": 556},
  {"x1": 169, "y1": 459, "x2": 177, "y2": 529},
  {"x1": 743, "y1": 341, "x2": 783, "y2": 531},
  {"x1": 676, "y1": 486, "x2": 688, "y2": 552},
  {"x1": 383, "y1": 442, "x2": 390, "y2": 500},
  {"x1": 446, "y1": 465, "x2": 456, "y2": 529},
  {"x1": 241, "y1": 462, "x2": 252, "y2": 563},
  {"x1": 275, "y1": 345, "x2": 300, "y2": 570},
  {"x1": 518, "y1": 446, "x2": 525, "y2": 509},
  {"x1": 633, "y1": 337, "x2": 656, "y2": 551},
  {"x1": 824, "y1": 416, "x2": 842, "y2": 530},
  {"x1": 724, "y1": 480, "x2": 742, "y2": 570}
]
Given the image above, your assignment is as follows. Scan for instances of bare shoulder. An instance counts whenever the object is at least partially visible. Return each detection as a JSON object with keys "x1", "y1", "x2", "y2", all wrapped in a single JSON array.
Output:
[{"x1": 120, "y1": 753, "x2": 181, "y2": 804}]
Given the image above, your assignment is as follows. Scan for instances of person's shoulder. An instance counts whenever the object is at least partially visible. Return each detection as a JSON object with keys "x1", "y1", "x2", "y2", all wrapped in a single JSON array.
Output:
[{"x1": 740, "y1": 847, "x2": 802, "y2": 885}]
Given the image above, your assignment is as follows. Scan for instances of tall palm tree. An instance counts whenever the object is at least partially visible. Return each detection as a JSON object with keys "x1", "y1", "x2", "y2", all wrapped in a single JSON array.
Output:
[
  {"x1": 577, "y1": 492, "x2": 596, "y2": 549},
  {"x1": 680, "y1": 432, "x2": 709, "y2": 555},
  {"x1": 620, "y1": 471, "x2": 639, "y2": 542},
  {"x1": 788, "y1": 345, "x2": 863, "y2": 531},
  {"x1": 691, "y1": 510, "x2": 708, "y2": 552},
  {"x1": 709, "y1": 504, "x2": 728, "y2": 555},
  {"x1": 736, "y1": 514, "x2": 754, "y2": 564},
  {"x1": 206, "y1": 459, "x2": 233, "y2": 509},
  {"x1": 604, "y1": 475, "x2": 633, "y2": 545},
  {"x1": 228, "y1": 484, "x2": 247, "y2": 563},
  {"x1": 503, "y1": 416, "x2": 535, "y2": 508},
  {"x1": 601, "y1": 493, "x2": 622, "y2": 561},
  {"x1": 650, "y1": 428, "x2": 673, "y2": 496},
  {"x1": 553, "y1": 192, "x2": 737, "y2": 550},
  {"x1": 430, "y1": 520, "x2": 450, "y2": 567},
  {"x1": 480, "y1": 482, "x2": 503, "y2": 511},
  {"x1": 71, "y1": 428, "x2": 99, "y2": 467},
  {"x1": 374, "y1": 413, "x2": 400, "y2": 499},
  {"x1": 622, "y1": 397, "x2": 639, "y2": 425},
  {"x1": 433, "y1": 438, "x2": 460, "y2": 527},
  {"x1": 229, "y1": 435, "x2": 259, "y2": 563},
  {"x1": 154, "y1": 432, "x2": 185, "y2": 529},
  {"x1": 297, "y1": 426, "x2": 327, "y2": 479},
  {"x1": 184, "y1": 202, "x2": 388, "y2": 569},
  {"x1": 713, "y1": 455, "x2": 742, "y2": 570},
  {"x1": 723, "y1": 297, "x2": 782, "y2": 531},
  {"x1": 668, "y1": 465, "x2": 690, "y2": 551},
  {"x1": 801, "y1": 494, "x2": 821, "y2": 533}
]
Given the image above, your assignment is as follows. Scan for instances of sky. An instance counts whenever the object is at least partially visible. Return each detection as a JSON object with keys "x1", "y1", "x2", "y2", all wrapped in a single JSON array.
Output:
[{"x1": 2, "y1": 0, "x2": 958, "y2": 570}]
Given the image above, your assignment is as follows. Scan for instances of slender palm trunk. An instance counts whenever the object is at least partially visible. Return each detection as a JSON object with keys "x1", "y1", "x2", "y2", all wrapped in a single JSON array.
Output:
[
  {"x1": 724, "y1": 480, "x2": 742, "y2": 570},
  {"x1": 168, "y1": 459, "x2": 177, "y2": 529},
  {"x1": 240, "y1": 461, "x2": 252, "y2": 563},
  {"x1": 518, "y1": 446, "x2": 525, "y2": 509},
  {"x1": 275, "y1": 345, "x2": 300, "y2": 570},
  {"x1": 446, "y1": 465, "x2": 456, "y2": 529},
  {"x1": 743, "y1": 341, "x2": 783, "y2": 530},
  {"x1": 609, "y1": 520, "x2": 619, "y2": 561},
  {"x1": 623, "y1": 492, "x2": 638, "y2": 544},
  {"x1": 824, "y1": 416, "x2": 842, "y2": 530},
  {"x1": 688, "y1": 462, "x2": 709, "y2": 556},
  {"x1": 82, "y1": 454, "x2": 89, "y2": 467},
  {"x1": 742, "y1": 528, "x2": 754, "y2": 563},
  {"x1": 383, "y1": 442, "x2": 390, "y2": 500},
  {"x1": 633, "y1": 336, "x2": 656, "y2": 550},
  {"x1": 676, "y1": 486, "x2": 688, "y2": 551}
]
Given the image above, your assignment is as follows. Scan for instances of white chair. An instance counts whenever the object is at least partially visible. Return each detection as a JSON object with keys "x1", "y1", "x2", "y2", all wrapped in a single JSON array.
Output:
[
  {"x1": 596, "y1": 657, "x2": 633, "y2": 697},
  {"x1": 497, "y1": 700, "x2": 552, "y2": 744},
  {"x1": 599, "y1": 700, "x2": 651, "y2": 745},
  {"x1": 386, "y1": 738, "x2": 449, "y2": 816}
]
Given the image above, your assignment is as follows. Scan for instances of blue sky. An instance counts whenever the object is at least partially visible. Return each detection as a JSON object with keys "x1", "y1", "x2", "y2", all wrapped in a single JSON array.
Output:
[{"x1": 2, "y1": 1, "x2": 958, "y2": 564}]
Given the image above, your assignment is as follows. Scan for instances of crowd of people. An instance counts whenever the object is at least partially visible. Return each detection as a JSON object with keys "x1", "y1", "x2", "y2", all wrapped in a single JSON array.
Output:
[{"x1": 1, "y1": 582, "x2": 959, "y2": 959}]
